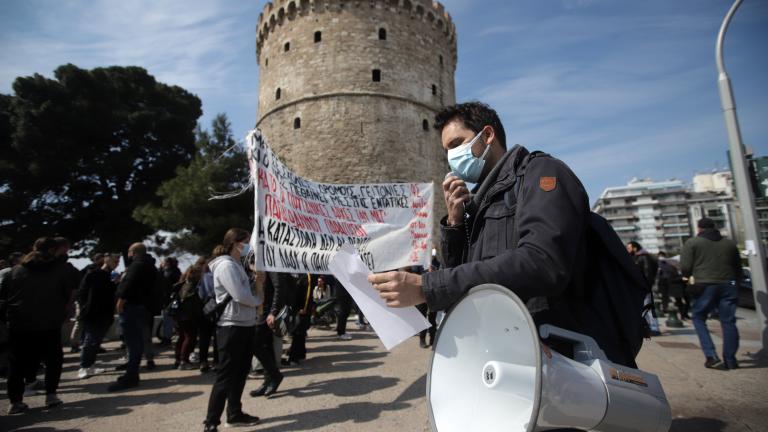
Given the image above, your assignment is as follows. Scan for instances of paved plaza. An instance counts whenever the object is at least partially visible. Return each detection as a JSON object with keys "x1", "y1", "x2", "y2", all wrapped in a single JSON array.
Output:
[{"x1": 1, "y1": 308, "x2": 767, "y2": 432}]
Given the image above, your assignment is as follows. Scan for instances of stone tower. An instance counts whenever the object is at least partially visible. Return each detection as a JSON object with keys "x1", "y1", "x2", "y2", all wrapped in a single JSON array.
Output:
[{"x1": 255, "y1": 0, "x2": 456, "y2": 190}]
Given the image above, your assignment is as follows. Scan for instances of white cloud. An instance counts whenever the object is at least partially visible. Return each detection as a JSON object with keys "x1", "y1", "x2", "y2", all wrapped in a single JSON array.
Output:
[{"x1": 0, "y1": 0, "x2": 255, "y2": 94}]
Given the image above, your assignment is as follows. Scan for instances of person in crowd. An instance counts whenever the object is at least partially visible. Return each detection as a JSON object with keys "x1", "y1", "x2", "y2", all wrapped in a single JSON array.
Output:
[
  {"x1": 0, "y1": 252, "x2": 23, "y2": 379},
  {"x1": 204, "y1": 228, "x2": 262, "y2": 431},
  {"x1": 77, "y1": 253, "x2": 119, "y2": 379},
  {"x1": 368, "y1": 101, "x2": 642, "y2": 367},
  {"x1": 332, "y1": 275, "x2": 353, "y2": 341},
  {"x1": 174, "y1": 257, "x2": 205, "y2": 370},
  {"x1": 627, "y1": 241, "x2": 662, "y2": 336},
  {"x1": 198, "y1": 260, "x2": 218, "y2": 373},
  {"x1": 1, "y1": 237, "x2": 77, "y2": 414},
  {"x1": 657, "y1": 251, "x2": 689, "y2": 320},
  {"x1": 681, "y1": 217, "x2": 742, "y2": 370},
  {"x1": 108, "y1": 242, "x2": 157, "y2": 391},
  {"x1": 159, "y1": 257, "x2": 182, "y2": 345},
  {"x1": 249, "y1": 271, "x2": 291, "y2": 398},
  {"x1": 312, "y1": 276, "x2": 330, "y2": 302},
  {"x1": 70, "y1": 253, "x2": 105, "y2": 354},
  {"x1": 285, "y1": 273, "x2": 315, "y2": 366}
]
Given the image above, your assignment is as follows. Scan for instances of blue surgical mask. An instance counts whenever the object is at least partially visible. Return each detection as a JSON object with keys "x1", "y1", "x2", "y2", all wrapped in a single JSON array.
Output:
[
  {"x1": 447, "y1": 130, "x2": 490, "y2": 183},
  {"x1": 240, "y1": 242, "x2": 251, "y2": 256}
]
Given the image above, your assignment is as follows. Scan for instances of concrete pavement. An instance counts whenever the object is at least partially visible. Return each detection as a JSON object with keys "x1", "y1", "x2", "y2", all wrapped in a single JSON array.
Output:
[{"x1": 1, "y1": 308, "x2": 766, "y2": 432}]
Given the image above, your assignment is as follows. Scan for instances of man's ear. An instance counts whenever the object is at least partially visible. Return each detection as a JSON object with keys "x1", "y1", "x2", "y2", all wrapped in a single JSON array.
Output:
[{"x1": 483, "y1": 125, "x2": 496, "y2": 146}]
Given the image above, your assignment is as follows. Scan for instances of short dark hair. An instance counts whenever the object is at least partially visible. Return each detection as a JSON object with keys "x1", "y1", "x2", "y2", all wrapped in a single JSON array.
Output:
[
  {"x1": 628, "y1": 241, "x2": 642, "y2": 251},
  {"x1": 698, "y1": 218, "x2": 716, "y2": 229},
  {"x1": 434, "y1": 101, "x2": 507, "y2": 149}
]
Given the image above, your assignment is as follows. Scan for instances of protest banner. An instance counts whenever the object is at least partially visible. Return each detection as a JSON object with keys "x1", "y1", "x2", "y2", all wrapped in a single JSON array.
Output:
[{"x1": 246, "y1": 129, "x2": 433, "y2": 274}]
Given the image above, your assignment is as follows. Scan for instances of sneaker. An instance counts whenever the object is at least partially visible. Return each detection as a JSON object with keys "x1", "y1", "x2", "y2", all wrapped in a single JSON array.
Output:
[
  {"x1": 45, "y1": 393, "x2": 63, "y2": 408},
  {"x1": 78, "y1": 366, "x2": 106, "y2": 379},
  {"x1": 190, "y1": 352, "x2": 199, "y2": 363},
  {"x1": 725, "y1": 360, "x2": 739, "y2": 370},
  {"x1": 7, "y1": 402, "x2": 28, "y2": 415},
  {"x1": 337, "y1": 333, "x2": 352, "y2": 341},
  {"x1": 107, "y1": 375, "x2": 140, "y2": 392},
  {"x1": 704, "y1": 357, "x2": 725, "y2": 370},
  {"x1": 179, "y1": 362, "x2": 195, "y2": 370},
  {"x1": 264, "y1": 373, "x2": 284, "y2": 397},
  {"x1": 203, "y1": 422, "x2": 218, "y2": 432},
  {"x1": 249, "y1": 383, "x2": 269, "y2": 397},
  {"x1": 226, "y1": 412, "x2": 260, "y2": 427}
]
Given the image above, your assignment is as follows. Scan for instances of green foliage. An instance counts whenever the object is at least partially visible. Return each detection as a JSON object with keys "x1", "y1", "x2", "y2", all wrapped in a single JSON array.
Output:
[
  {"x1": 0, "y1": 64, "x2": 202, "y2": 256},
  {"x1": 133, "y1": 114, "x2": 252, "y2": 256}
]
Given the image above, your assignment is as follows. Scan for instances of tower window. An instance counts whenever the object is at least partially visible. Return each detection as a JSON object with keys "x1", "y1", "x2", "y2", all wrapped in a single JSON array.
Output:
[
  {"x1": 431, "y1": 84, "x2": 437, "y2": 95},
  {"x1": 372, "y1": 69, "x2": 381, "y2": 82},
  {"x1": 379, "y1": 28, "x2": 387, "y2": 40},
  {"x1": 284, "y1": 42, "x2": 290, "y2": 52},
  {"x1": 294, "y1": 117, "x2": 301, "y2": 129},
  {"x1": 265, "y1": 58, "x2": 268, "y2": 66},
  {"x1": 439, "y1": 55, "x2": 443, "y2": 65},
  {"x1": 422, "y1": 119, "x2": 429, "y2": 131},
  {"x1": 276, "y1": 88, "x2": 281, "y2": 100},
  {"x1": 314, "y1": 31, "x2": 321, "y2": 43}
]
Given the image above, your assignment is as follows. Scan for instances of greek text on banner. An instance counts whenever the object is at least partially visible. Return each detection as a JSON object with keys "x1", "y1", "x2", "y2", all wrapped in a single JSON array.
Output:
[{"x1": 246, "y1": 130, "x2": 433, "y2": 274}]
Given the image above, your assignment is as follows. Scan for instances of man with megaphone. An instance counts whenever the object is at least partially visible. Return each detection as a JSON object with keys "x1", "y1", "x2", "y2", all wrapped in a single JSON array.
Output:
[{"x1": 369, "y1": 101, "x2": 639, "y2": 367}]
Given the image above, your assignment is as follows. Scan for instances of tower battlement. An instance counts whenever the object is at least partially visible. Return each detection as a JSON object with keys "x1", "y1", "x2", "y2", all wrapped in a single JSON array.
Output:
[{"x1": 256, "y1": 0, "x2": 456, "y2": 60}]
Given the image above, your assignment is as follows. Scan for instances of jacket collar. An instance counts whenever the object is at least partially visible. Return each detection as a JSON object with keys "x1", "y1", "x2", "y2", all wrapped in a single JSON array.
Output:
[{"x1": 471, "y1": 144, "x2": 529, "y2": 211}]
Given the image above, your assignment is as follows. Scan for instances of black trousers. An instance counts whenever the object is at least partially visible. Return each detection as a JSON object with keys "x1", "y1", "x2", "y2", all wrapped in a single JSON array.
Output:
[
  {"x1": 253, "y1": 323, "x2": 281, "y2": 383},
  {"x1": 205, "y1": 325, "x2": 255, "y2": 425},
  {"x1": 335, "y1": 287, "x2": 352, "y2": 335},
  {"x1": 198, "y1": 318, "x2": 219, "y2": 365},
  {"x1": 7, "y1": 327, "x2": 63, "y2": 403},
  {"x1": 288, "y1": 313, "x2": 312, "y2": 362}
]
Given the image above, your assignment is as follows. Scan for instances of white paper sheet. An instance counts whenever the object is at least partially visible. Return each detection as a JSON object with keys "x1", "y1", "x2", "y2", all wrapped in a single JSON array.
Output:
[{"x1": 329, "y1": 244, "x2": 430, "y2": 350}]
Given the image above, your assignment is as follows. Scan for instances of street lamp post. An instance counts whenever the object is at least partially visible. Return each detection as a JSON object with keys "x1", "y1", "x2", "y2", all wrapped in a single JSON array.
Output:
[{"x1": 716, "y1": 0, "x2": 768, "y2": 356}]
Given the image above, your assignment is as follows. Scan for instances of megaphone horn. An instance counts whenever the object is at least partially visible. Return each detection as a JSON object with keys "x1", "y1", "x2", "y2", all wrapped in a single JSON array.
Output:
[{"x1": 427, "y1": 284, "x2": 671, "y2": 432}]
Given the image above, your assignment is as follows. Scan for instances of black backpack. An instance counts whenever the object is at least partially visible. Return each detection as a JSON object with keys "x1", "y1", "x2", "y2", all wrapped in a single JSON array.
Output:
[{"x1": 512, "y1": 152, "x2": 650, "y2": 367}]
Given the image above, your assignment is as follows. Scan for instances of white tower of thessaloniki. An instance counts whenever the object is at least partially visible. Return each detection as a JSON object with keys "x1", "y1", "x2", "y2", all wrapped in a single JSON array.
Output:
[{"x1": 255, "y1": 0, "x2": 456, "y2": 194}]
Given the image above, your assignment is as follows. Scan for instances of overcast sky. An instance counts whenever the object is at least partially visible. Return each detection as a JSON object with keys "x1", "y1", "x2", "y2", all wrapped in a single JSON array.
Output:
[{"x1": 1, "y1": 0, "x2": 766, "y2": 203}]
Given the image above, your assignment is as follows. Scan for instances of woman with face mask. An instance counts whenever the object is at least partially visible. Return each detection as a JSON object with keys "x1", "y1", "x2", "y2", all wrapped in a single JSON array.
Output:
[{"x1": 203, "y1": 228, "x2": 263, "y2": 431}]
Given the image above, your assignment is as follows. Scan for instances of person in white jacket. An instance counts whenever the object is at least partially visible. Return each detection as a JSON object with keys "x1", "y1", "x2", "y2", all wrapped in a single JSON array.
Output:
[{"x1": 203, "y1": 228, "x2": 262, "y2": 431}]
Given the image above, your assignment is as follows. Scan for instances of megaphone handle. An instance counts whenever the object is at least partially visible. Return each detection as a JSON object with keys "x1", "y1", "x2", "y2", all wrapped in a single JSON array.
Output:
[{"x1": 539, "y1": 324, "x2": 608, "y2": 362}]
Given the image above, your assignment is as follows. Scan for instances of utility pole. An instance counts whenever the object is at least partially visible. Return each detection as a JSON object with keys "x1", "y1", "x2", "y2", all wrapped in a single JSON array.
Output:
[{"x1": 716, "y1": 0, "x2": 767, "y2": 356}]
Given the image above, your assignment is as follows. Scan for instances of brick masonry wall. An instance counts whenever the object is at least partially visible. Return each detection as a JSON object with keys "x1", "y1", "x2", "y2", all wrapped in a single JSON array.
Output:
[{"x1": 255, "y1": 0, "x2": 457, "y2": 246}]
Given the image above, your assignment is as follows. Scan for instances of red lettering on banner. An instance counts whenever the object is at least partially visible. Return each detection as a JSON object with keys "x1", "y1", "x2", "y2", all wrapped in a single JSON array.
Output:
[
  {"x1": 264, "y1": 193, "x2": 322, "y2": 233},
  {"x1": 324, "y1": 219, "x2": 368, "y2": 237}
]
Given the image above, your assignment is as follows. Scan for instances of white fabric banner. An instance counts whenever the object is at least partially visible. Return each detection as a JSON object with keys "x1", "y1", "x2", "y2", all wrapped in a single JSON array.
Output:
[{"x1": 246, "y1": 130, "x2": 433, "y2": 274}]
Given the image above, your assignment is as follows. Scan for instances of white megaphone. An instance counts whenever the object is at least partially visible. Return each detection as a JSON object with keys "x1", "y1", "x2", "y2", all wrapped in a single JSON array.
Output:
[{"x1": 427, "y1": 284, "x2": 671, "y2": 432}]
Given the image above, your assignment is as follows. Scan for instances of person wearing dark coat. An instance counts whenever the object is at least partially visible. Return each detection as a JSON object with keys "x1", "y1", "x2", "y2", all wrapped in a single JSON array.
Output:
[
  {"x1": 681, "y1": 218, "x2": 742, "y2": 370},
  {"x1": 286, "y1": 274, "x2": 315, "y2": 365},
  {"x1": 367, "y1": 101, "x2": 635, "y2": 367},
  {"x1": 1, "y1": 237, "x2": 78, "y2": 414},
  {"x1": 77, "y1": 254, "x2": 119, "y2": 379},
  {"x1": 108, "y1": 242, "x2": 157, "y2": 392},
  {"x1": 249, "y1": 271, "x2": 292, "y2": 398}
]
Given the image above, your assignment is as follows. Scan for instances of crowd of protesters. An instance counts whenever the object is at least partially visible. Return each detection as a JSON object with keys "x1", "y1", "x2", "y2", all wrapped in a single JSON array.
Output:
[{"x1": 0, "y1": 230, "x2": 433, "y2": 429}]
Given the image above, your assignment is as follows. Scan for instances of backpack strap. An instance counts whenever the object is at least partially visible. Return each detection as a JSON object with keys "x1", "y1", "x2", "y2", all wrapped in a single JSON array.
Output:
[{"x1": 506, "y1": 151, "x2": 550, "y2": 246}]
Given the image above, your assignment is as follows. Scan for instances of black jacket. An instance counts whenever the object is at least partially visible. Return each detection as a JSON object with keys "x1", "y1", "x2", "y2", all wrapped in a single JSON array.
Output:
[
  {"x1": 632, "y1": 250, "x2": 658, "y2": 290},
  {"x1": 258, "y1": 272, "x2": 294, "y2": 324},
  {"x1": 77, "y1": 268, "x2": 117, "y2": 323},
  {"x1": 423, "y1": 145, "x2": 591, "y2": 342},
  {"x1": 116, "y1": 254, "x2": 157, "y2": 307},
  {"x1": 1, "y1": 259, "x2": 78, "y2": 332}
]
